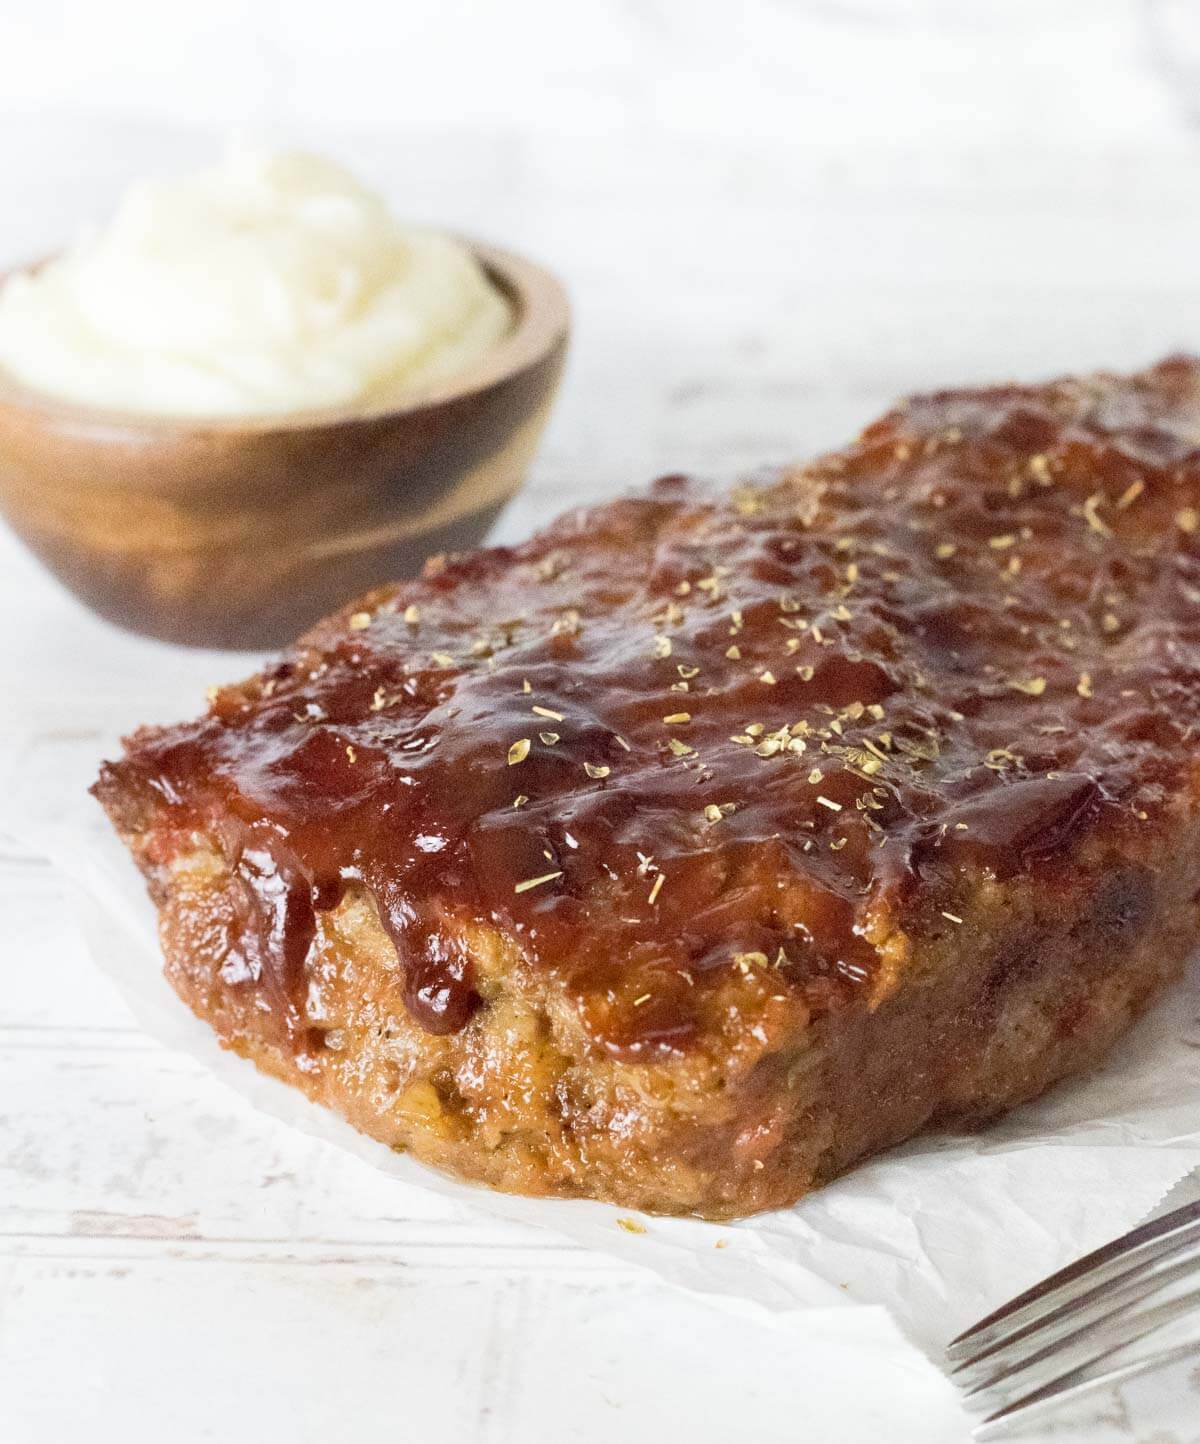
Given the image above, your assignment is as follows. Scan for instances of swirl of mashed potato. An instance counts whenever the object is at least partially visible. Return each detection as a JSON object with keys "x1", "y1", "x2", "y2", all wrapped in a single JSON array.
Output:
[{"x1": 0, "y1": 148, "x2": 513, "y2": 416}]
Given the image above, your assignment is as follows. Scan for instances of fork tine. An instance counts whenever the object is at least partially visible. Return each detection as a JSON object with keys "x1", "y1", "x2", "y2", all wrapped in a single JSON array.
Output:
[
  {"x1": 973, "y1": 1324, "x2": 1200, "y2": 1439},
  {"x1": 961, "y1": 1277, "x2": 1200, "y2": 1410},
  {"x1": 950, "y1": 1240, "x2": 1200, "y2": 1387},
  {"x1": 945, "y1": 1200, "x2": 1200, "y2": 1363}
]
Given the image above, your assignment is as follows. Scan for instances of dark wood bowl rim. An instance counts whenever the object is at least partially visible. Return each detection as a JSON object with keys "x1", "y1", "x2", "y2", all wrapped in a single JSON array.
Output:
[{"x1": 0, "y1": 237, "x2": 569, "y2": 439}]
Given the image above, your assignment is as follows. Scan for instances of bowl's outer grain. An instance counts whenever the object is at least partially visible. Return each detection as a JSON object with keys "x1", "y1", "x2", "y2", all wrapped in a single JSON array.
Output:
[{"x1": 0, "y1": 243, "x2": 569, "y2": 649}]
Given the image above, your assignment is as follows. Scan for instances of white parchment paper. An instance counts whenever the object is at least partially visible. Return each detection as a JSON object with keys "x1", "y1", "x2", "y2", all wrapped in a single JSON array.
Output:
[{"x1": 44, "y1": 791, "x2": 1200, "y2": 1368}]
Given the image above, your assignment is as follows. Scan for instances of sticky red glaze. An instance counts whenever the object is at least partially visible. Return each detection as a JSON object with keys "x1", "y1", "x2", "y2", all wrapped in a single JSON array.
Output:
[{"x1": 98, "y1": 357, "x2": 1200, "y2": 1059}]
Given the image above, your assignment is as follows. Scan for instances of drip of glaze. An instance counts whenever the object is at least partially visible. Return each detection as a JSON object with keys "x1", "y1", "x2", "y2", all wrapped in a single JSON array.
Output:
[{"x1": 915, "y1": 774, "x2": 1103, "y2": 878}]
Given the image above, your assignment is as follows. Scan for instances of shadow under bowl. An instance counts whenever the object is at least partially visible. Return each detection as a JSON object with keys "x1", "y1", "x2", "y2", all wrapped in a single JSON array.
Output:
[{"x1": 0, "y1": 240, "x2": 569, "y2": 649}]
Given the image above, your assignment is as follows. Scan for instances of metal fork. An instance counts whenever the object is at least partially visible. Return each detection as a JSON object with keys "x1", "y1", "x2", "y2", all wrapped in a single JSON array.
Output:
[{"x1": 946, "y1": 1199, "x2": 1200, "y2": 1436}]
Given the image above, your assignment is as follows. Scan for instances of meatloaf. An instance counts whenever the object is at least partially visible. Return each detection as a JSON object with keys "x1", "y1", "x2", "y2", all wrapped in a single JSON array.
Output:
[{"x1": 94, "y1": 356, "x2": 1200, "y2": 1219}]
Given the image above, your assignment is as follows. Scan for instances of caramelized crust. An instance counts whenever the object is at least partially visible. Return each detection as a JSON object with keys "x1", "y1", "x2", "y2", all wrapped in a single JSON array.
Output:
[{"x1": 95, "y1": 356, "x2": 1200, "y2": 1217}]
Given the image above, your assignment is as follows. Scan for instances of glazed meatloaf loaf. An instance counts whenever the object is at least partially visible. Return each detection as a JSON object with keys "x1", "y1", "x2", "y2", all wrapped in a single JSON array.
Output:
[{"x1": 95, "y1": 356, "x2": 1200, "y2": 1219}]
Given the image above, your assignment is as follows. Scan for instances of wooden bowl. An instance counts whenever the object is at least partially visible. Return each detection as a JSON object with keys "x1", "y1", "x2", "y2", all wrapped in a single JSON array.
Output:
[{"x1": 0, "y1": 240, "x2": 569, "y2": 649}]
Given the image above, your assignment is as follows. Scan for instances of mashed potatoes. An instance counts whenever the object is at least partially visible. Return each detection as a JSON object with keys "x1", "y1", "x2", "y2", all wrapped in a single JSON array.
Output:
[{"x1": 0, "y1": 148, "x2": 512, "y2": 416}]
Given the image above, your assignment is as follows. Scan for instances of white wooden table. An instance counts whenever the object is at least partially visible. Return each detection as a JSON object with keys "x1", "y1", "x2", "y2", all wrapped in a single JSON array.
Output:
[
  {"x1": 8, "y1": 468, "x2": 1200, "y2": 1444},
  {"x1": 6, "y1": 15, "x2": 1200, "y2": 1428}
]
